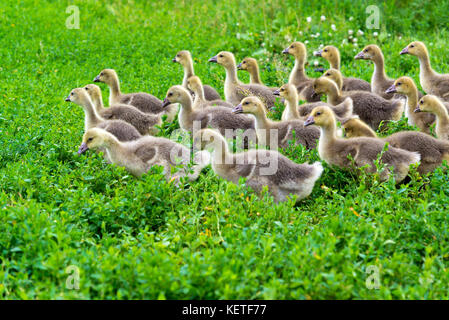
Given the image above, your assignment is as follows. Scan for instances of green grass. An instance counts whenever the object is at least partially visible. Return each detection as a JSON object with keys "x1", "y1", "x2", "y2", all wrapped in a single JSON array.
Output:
[{"x1": 1, "y1": 0, "x2": 449, "y2": 299}]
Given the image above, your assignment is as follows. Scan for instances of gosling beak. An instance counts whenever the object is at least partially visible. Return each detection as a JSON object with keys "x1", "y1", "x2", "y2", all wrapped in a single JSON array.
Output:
[
  {"x1": 161, "y1": 98, "x2": 171, "y2": 108},
  {"x1": 400, "y1": 47, "x2": 409, "y2": 55},
  {"x1": 414, "y1": 107, "x2": 421, "y2": 113},
  {"x1": 354, "y1": 51, "x2": 365, "y2": 60},
  {"x1": 282, "y1": 48, "x2": 289, "y2": 54},
  {"x1": 304, "y1": 116, "x2": 315, "y2": 126},
  {"x1": 385, "y1": 84, "x2": 397, "y2": 94},
  {"x1": 65, "y1": 95, "x2": 71, "y2": 102},
  {"x1": 172, "y1": 58, "x2": 177, "y2": 63},
  {"x1": 93, "y1": 75, "x2": 100, "y2": 82},
  {"x1": 232, "y1": 104, "x2": 243, "y2": 114},
  {"x1": 273, "y1": 89, "x2": 280, "y2": 96},
  {"x1": 237, "y1": 63, "x2": 243, "y2": 70},
  {"x1": 314, "y1": 50, "x2": 323, "y2": 57},
  {"x1": 78, "y1": 142, "x2": 89, "y2": 155},
  {"x1": 208, "y1": 55, "x2": 218, "y2": 63}
]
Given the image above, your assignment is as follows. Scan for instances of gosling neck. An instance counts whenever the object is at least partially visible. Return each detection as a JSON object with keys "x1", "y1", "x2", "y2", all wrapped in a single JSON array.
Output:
[
  {"x1": 211, "y1": 134, "x2": 232, "y2": 165},
  {"x1": 325, "y1": 84, "x2": 342, "y2": 105},
  {"x1": 249, "y1": 65, "x2": 262, "y2": 85},
  {"x1": 81, "y1": 98, "x2": 102, "y2": 130},
  {"x1": 192, "y1": 85, "x2": 205, "y2": 104},
  {"x1": 178, "y1": 94, "x2": 194, "y2": 113},
  {"x1": 92, "y1": 93, "x2": 105, "y2": 114},
  {"x1": 372, "y1": 53, "x2": 389, "y2": 84},
  {"x1": 319, "y1": 119, "x2": 338, "y2": 145},
  {"x1": 418, "y1": 50, "x2": 436, "y2": 79},
  {"x1": 286, "y1": 95, "x2": 300, "y2": 119},
  {"x1": 250, "y1": 110, "x2": 271, "y2": 131},
  {"x1": 404, "y1": 86, "x2": 419, "y2": 118},
  {"x1": 433, "y1": 103, "x2": 449, "y2": 132},
  {"x1": 108, "y1": 74, "x2": 122, "y2": 104},
  {"x1": 289, "y1": 56, "x2": 308, "y2": 85},
  {"x1": 182, "y1": 59, "x2": 195, "y2": 88},
  {"x1": 329, "y1": 54, "x2": 340, "y2": 70},
  {"x1": 224, "y1": 62, "x2": 240, "y2": 86}
]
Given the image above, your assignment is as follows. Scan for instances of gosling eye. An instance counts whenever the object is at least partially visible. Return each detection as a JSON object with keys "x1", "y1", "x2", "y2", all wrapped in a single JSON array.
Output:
[
  {"x1": 316, "y1": 112, "x2": 322, "y2": 116},
  {"x1": 168, "y1": 93, "x2": 173, "y2": 97},
  {"x1": 244, "y1": 102, "x2": 249, "y2": 105},
  {"x1": 280, "y1": 88, "x2": 284, "y2": 92},
  {"x1": 397, "y1": 82, "x2": 402, "y2": 86},
  {"x1": 420, "y1": 100, "x2": 424, "y2": 104},
  {"x1": 88, "y1": 137, "x2": 93, "y2": 142},
  {"x1": 219, "y1": 54, "x2": 223, "y2": 58},
  {"x1": 325, "y1": 73, "x2": 330, "y2": 76},
  {"x1": 100, "y1": 72, "x2": 104, "y2": 76},
  {"x1": 176, "y1": 54, "x2": 180, "y2": 57},
  {"x1": 324, "y1": 49, "x2": 328, "y2": 52},
  {"x1": 85, "y1": 87, "x2": 89, "y2": 91},
  {"x1": 71, "y1": 92, "x2": 74, "y2": 96},
  {"x1": 291, "y1": 45, "x2": 295, "y2": 48},
  {"x1": 364, "y1": 49, "x2": 368, "y2": 52},
  {"x1": 410, "y1": 45, "x2": 415, "y2": 48}
]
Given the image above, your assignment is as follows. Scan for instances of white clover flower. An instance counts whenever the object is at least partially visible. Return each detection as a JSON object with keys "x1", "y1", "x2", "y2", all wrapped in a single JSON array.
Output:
[
  {"x1": 261, "y1": 42, "x2": 265, "y2": 47},
  {"x1": 353, "y1": 37, "x2": 358, "y2": 42},
  {"x1": 321, "y1": 15, "x2": 326, "y2": 21},
  {"x1": 331, "y1": 24, "x2": 337, "y2": 31},
  {"x1": 328, "y1": 32, "x2": 332, "y2": 36},
  {"x1": 305, "y1": 40, "x2": 309, "y2": 44},
  {"x1": 373, "y1": 31, "x2": 378, "y2": 37},
  {"x1": 307, "y1": 17, "x2": 312, "y2": 23},
  {"x1": 314, "y1": 60, "x2": 319, "y2": 66},
  {"x1": 353, "y1": 43, "x2": 358, "y2": 47},
  {"x1": 236, "y1": 22, "x2": 239, "y2": 26},
  {"x1": 357, "y1": 30, "x2": 364, "y2": 36},
  {"x1": 348, "y1": 29, "x2": 354, "y2": 35},
  {"x1": 299, "y1": 31, "x2": 303, "y2": 36},
  {"x1": 349, "y1": 16, "x2": 354, "y2": 21},
  {"x1": 388, "y1": 33, "x2": 391, "y2": 37},
  {"x1": 236, "y1": 33, "x2": 241, "y2": 39},
  {"x1": 319, "y1": 44, "x2": 324, "y2": 48},
  {"x1": 398, "y1": 35, "x2": 402, "y2": 40},
  {"x1": 316, "y1": 32, "x2": 320, "y2": 37}
]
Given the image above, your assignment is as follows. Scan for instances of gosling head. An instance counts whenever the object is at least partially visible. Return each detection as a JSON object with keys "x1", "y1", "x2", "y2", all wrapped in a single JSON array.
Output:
[
  {"x1": 273, "y1": 83, "x2": 297, "y2": 99},
  {"x1": 173, "y1": 50, "x2": 192, "y2": 65},
  {"x1": 415, "y1": 95, "x2": 441, "y2": 113},
  {"x1": 237, "y1": 57, "x2": 258, "y2": 71},
  {"x1": 304, "y1": 106, "x2": 334, "y2": 127},
  {"x1": 400, "y1": 41, "x2": 427, "y2": 57},
  {"x1": 322, "y1": 68, "x2": 343, "y2": 88},
  {"x1": 342, "y1": 117, "x2": 376, "y2": 138},
  {"x1": 313, "y1": 77, "x2": 337, "y2": 95},
  {"x1": 314, "y1": 45, "x2": 339, "y2": 61},
  {"x1": 65, "y1": 87, "x2": 92, "y2": 106},
  {"x1": 386, "y1": 76, "x2": 415, "y2": 95},
  {"x1": 186, "y1": 75, "x2": 202, "y2": 93},
  {"x1": 282, "y1": 41, "x2": 307, "y2": 60},
  {"x1": 93, "y1": 69, "x2": 117, "y2": 84},
  {"x1": 78, "y1": 128, "x2": 109, "y2": 154},
  {"x1": 193, "y1": 129, "x2": 220, "y2": 151},
  {"x1": 162, "y1": 85, "x2": 189, "y2": 107},
  {"x1": 208, "y1": 51, "x2": 236, "y2": 69},
  {"x1": 232, "y1": 96, "x2": 265, "y2": 116},
  {"x1": 354, "y1": 44, "x2": 380, "y2": 60},
  {"x1": 83, "y1": 83, "x2": 102, "y2": 101}
]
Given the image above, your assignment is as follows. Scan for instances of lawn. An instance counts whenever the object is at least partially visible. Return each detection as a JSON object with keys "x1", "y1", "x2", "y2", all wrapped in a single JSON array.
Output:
[{"x1": 0, "y1": 0, "x2": 449, "y2": 299}]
